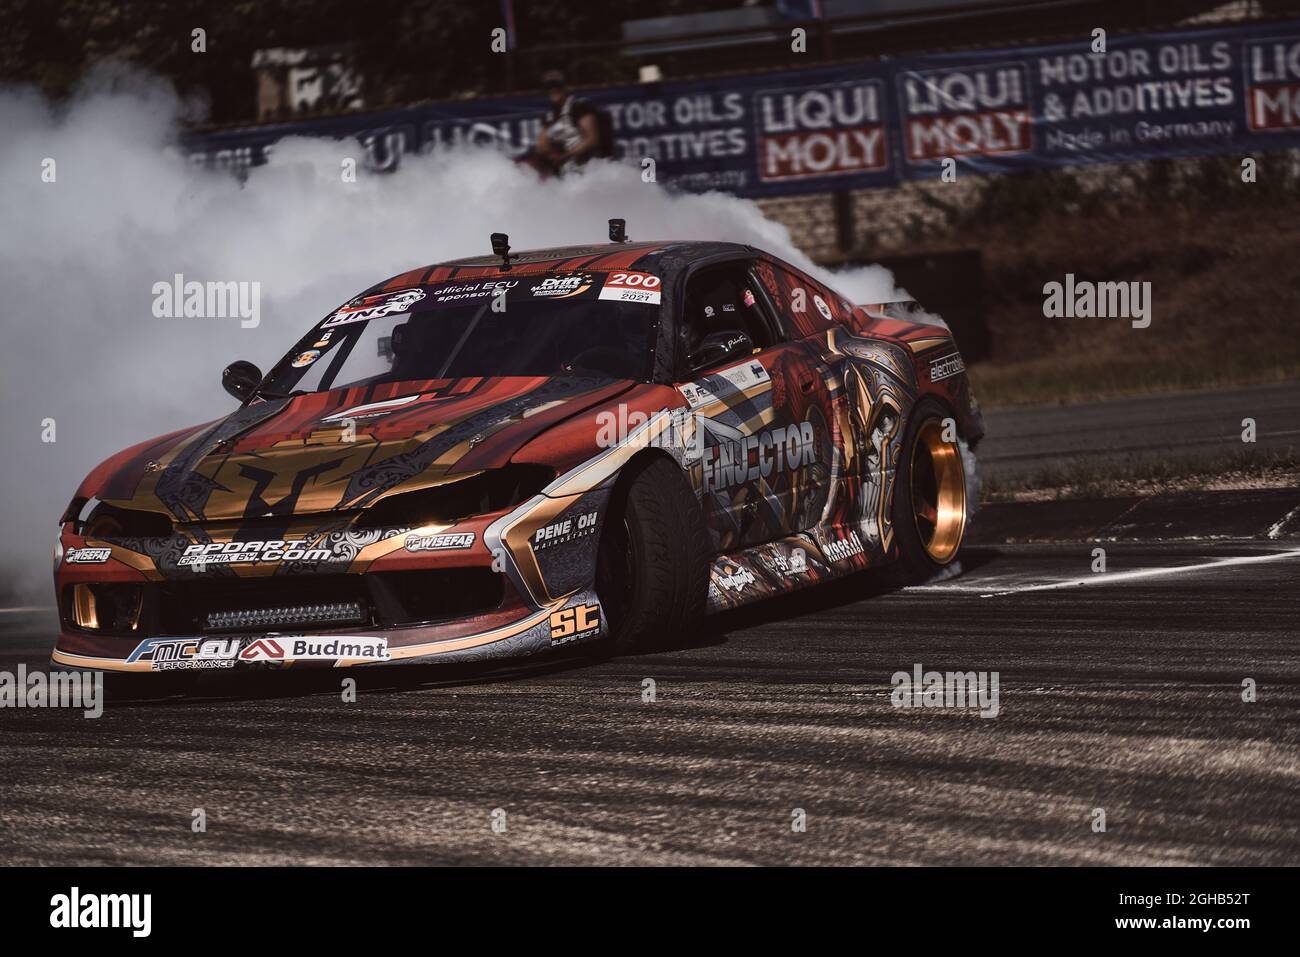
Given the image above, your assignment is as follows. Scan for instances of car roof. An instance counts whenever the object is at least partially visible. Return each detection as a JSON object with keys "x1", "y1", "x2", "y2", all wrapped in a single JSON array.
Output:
[
  {"x1": 437, "y1": 239, "x2": 675, "y2": 268},
  {"x1": 366, "y1": 240, "x2": 754, "y2": 293}
]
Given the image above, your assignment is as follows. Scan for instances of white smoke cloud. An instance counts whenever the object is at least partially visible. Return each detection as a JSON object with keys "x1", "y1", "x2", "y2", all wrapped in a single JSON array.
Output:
[{"x1": 0, "y1": 71, "x2": 901, "y2": 602}]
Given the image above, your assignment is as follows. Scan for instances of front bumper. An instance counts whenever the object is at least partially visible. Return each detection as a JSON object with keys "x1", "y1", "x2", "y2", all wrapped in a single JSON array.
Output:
[
  {"x1": 51, "y1": 492, "x2": 611, "y2": 675},
  {"x1": 50, "y1": 594, "x2": 591, "y2": 673}
]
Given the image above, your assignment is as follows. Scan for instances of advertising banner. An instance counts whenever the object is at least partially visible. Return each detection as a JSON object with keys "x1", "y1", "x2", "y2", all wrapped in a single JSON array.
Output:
[{"x1": 184, "y1": 20, "x2": 1300, "y2": 196}]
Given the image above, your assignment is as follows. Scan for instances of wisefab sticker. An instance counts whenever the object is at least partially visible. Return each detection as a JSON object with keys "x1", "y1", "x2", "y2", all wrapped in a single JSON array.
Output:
[
  {"x1": 598, "y1": 271, "x2": 662, "y2": 305},
  {"x1": 64, "y1": 547, "x2": 112, "y2": 564}
]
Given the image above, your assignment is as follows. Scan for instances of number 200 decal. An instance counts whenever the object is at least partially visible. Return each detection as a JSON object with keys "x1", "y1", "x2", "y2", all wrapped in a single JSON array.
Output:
[{"x1": 599, "y1": 272, "x2": 662, "y2": 305}]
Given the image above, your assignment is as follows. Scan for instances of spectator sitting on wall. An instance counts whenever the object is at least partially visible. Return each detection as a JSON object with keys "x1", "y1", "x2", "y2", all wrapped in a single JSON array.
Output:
[{"x1": 518, "y1": 70, "x2": 612, "y2": 177}]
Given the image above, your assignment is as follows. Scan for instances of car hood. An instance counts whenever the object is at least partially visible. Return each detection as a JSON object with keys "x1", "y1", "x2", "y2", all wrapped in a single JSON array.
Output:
[{"x1": 79, "y1": 376, "x2": 634, "y2": 524}]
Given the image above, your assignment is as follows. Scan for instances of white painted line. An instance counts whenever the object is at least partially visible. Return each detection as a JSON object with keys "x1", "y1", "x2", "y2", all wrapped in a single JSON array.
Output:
[
  {"x1": 1267, "y1": 505, "x2": 1300, "y2": 540},
  {"x1": 966, "y1": 548, "x2": 1300, "y2": 598},
  {"x1": 909, "y1": 580, "x2": 1043, "y2": 595},
  {"x1": 0, "y1": 606, "x2": 54, "y2": 614}
]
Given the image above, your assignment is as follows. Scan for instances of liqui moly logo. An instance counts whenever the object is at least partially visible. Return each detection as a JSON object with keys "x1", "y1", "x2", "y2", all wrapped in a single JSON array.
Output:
[
  {"x1": 754, "y1": 80, "x2": 889, "y2": 182},
  {"x1": 900, "y1": 62, "x2": 1032, "y2": 163},
  {"x1": 1245, "y1": 37, "x2": 1300, "y2": 131}
]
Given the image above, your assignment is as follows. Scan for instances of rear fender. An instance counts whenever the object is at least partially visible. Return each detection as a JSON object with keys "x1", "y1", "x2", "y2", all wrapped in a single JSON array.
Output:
[{"x1": 847, "y1": 302, "x2": 984, "y2": 447}]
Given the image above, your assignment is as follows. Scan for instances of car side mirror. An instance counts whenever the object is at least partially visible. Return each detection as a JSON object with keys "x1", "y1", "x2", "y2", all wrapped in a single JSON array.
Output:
[
  {"x1": 222, "y1": 360, "x2": 263, "y2": 402},
  {"x1": 688, "y1": 330, "x2": 754, "y2": 373}
]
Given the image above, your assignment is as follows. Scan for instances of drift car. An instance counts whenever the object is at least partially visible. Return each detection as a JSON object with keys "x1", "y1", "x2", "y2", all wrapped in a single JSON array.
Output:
[{"x1": 52, "y1": 230, "x2": 983, "y2": 676}]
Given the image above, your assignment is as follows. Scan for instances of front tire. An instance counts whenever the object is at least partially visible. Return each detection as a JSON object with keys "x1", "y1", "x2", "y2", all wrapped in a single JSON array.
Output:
[
  {"x1": 594, "y1": 455, "x2": 708, "y2": 654},
  {"x1": 892, "y1": 398, "x2": 969, "y2": 581}
]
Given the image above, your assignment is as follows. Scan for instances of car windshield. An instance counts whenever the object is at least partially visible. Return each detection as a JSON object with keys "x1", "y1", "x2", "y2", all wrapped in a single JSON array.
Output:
[{"x1": 262, "y1": 272, "x2": 661, "y2": 395}]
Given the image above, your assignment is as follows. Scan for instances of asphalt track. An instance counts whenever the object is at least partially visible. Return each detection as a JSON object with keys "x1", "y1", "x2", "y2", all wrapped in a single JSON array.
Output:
[
  {"x1": 1, "y1": 539, "x2": 1297, "y2": 866},
  {"x1": 978, "y1": 381, "x2": 1300, "y2": 483}
]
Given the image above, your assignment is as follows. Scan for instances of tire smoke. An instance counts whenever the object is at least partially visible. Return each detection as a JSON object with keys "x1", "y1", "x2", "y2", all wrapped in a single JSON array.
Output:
[{"x1": 0, "y1": 69, "x2": 901, "y2": 602}]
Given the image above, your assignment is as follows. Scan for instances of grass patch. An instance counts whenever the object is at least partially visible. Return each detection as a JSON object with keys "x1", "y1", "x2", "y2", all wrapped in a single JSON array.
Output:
[
  {"x1": 902, "y1": 184, "x2": 1300, "y2": 408},
  {"x1": 971, "y1": 353, "x2": 1300, "y2": 408},
  {"x1": 982, "y1": 447, "x2": 1300, "y2": 502}
]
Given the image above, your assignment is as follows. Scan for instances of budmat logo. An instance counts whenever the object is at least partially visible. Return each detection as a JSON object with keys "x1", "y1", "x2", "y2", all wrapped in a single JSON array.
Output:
[{"x1": 239, "y1": 636, "x2": 389, "y2": 662}]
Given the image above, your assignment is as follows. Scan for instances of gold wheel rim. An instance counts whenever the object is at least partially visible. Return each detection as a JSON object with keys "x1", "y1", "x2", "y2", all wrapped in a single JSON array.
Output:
[{"x1": 910, "y1": 419, "x2": 966, "y2": 564}]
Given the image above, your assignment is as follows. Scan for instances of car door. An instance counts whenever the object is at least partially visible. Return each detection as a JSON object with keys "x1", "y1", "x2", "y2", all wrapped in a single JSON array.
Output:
[
  {"x1": 674, "y1": 259, "x2": 836, "y2": 553},
  {"x1": 754, "y1": 256, "x2": 913, "y2": 564}
]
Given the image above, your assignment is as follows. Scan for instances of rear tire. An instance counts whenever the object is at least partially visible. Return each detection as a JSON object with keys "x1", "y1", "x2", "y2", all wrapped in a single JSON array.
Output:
[
  {"x1": 594, "y1": 456, "x2": 709, "y2": 655},
  {"x1": 892, "y1": 398, "x2": 969, "y2": 581}
]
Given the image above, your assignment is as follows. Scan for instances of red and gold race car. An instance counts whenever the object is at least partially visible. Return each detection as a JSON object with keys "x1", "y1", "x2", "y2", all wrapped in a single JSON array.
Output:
[{"x1": 52, "y1": 233, "x2": 983, "y2": 677}]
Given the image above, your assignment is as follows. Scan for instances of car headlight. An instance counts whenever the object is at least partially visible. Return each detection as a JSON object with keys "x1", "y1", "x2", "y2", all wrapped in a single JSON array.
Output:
[
  {"x1": 64, "y1": 496, "x2": 173, "y2": 538},
  {"x1": 67, "y1": 583, "x2": 144, "y2": 633}
]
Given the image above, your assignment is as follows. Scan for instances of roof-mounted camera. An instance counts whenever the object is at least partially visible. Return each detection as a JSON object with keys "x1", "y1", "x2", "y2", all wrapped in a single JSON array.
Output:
[
  {"x1": 608, "y1": 219, "x2": 628, "y2": 243},
  {"x1": 490, "y1": 232, "x2": 515, "y2": 271}
]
